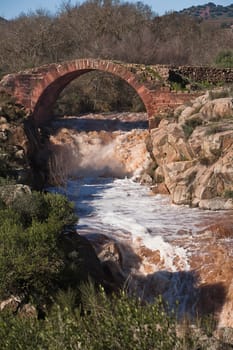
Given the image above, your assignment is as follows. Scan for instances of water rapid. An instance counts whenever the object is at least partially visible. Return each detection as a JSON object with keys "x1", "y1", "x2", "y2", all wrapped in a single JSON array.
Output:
[{"x1": 48, "y1": 113, "x2": 233, "y2": 322}]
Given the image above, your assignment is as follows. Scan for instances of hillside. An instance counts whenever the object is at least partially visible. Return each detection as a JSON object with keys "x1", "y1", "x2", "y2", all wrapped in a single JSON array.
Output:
[
  {"x1": 0, "y1": 17, "x2": 7, "y2": 23},
  {"x1": 178, "y1": 2, "x2": 233, "y2": 24},
  {"x1": 0, "y1": 1, "x2": 232, "y2": 81}
]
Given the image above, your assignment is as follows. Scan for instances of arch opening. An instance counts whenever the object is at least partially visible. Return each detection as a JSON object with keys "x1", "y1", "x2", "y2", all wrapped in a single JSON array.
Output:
[
  {"x1": 31, "y1": 62, "x2": 150, "y2": 127},
  {"x1": 53, "y1": 70, "x2": 146, "y2": 117}
]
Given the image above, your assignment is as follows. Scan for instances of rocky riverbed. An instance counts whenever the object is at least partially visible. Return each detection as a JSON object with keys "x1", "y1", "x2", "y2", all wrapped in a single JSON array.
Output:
[{"x1": 45, "y1": 91, "x2": 233, "y2": 331}]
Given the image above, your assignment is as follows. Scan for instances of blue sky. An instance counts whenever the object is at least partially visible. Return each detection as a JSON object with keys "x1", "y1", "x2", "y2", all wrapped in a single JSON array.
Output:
[{"x1": 0, "y1": 0, "x2": 232, "y2": 19}]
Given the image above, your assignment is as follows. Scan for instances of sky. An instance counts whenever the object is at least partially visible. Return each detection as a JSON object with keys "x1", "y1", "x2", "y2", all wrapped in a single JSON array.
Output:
[{"x1": 0, "y1": 0, "x2": 232, "y2": 19}]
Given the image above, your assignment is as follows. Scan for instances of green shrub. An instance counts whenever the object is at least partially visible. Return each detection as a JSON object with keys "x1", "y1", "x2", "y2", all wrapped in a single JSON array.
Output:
[
  {"x1": 0, "y1": 176, "x2": 16, "y2": 186},
  {"x1": 54, "y1": 71, "x2": 145, "y2": 116},
  {"x1": 0, "y1": 197, "x2": 5, "y2": 209},
  {"x1": 0, "y1": 213, "x2": 64, "y2": 302},
  {"x1": 0, "y1": 287, "x2": 180, "y2": 350},
  {"x1": 215, "y1": 50, "x2": 233, "y2": 68},
  {"x1": 0, "y1": 285, "x2": 225, "y2": 350},
  {"x1": 223, "y1": 189, "x2": 233, "y2": 198},
  {"x1": 76, "y1": 287, "x2": 178, "y2": 350},
  {"x1": 0, "y1": 311, "x2": 42, "y2": 350},
  {"x1": 11, "y1": 191, "x2": 77, "y2": 228},
  {"x1": 11, "y1": 192, "x2": 49, "y2": 227},
  {"x1": 171, "y1": 82, "x2": 187, "y2": 91},
  {"x1": 0, "y1": 191, "x2": 77, "y2": 304},
  {"x1": 44, "y1": 192, "x2": 77, "y2": 227}
]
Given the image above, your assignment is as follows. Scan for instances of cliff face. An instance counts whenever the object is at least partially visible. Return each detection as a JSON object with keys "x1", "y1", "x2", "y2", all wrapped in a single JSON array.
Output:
[
  {"x1": 148, "y1": 90, "x2": 233, "y2": 210},
  {"x1": 0, "y1": 91, "x2": 30, "y2": 182}
]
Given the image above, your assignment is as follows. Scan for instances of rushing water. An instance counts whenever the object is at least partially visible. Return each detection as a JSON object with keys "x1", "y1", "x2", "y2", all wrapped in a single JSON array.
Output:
[
  {"x1": 60, "y1": 176, "x2": 224, "y2": 267},
  {"x1": 48, "y1": 114, "x2": 233, "y2": 321},
  {"x1": 51, "y1": 175, "x2": 233, "y2": 317}
]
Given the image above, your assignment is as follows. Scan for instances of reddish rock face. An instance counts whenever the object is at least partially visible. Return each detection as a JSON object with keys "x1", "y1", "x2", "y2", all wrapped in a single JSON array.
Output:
[
  {"x1": 149, "y1": 93, "x2": 233, "y2": 209},
  {"x1": 0, "y1": 59, "x2": 196, "y2": 128}
]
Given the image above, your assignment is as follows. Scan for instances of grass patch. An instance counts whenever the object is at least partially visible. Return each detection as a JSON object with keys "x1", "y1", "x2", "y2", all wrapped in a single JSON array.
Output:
[
  {"x1": 0, "y1": 285, "x2": 226, "y2": 350},
  {"x1": 209, "y1": 89, "x2": 230, "y2": 100},
  {"x1": 171, "y1": 81, "x2": 187, "y2": 92},
  {"x1": 223, "y1": 189, "x2": 233, "y2": 198}
]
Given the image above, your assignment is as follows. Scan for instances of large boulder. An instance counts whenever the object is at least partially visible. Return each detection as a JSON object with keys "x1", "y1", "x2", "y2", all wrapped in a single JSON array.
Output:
[
  {"x1": 200, "y1": 98, "x2": 233, "y2": 120},
  {"x1": 150, "y1": 121, "x2": 194, "y2": 165},
  {"x1": 59, "y1": 231, "x2": 126, "y2": 292},
  {"x1": 149, "y1": 91, "x2": 233, "y2": 209},
  {"x1": 199, "y1": 198, "x2": 233, "y2": 210},
  {"x1": 0, "y1": 184, "x2": 31, "y2": 206}
]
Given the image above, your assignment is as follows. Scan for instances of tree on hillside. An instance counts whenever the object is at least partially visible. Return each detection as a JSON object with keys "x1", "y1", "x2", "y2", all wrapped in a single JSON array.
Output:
[{"x1": 1, "y1": 0, "x2": 232, "y2": 74}]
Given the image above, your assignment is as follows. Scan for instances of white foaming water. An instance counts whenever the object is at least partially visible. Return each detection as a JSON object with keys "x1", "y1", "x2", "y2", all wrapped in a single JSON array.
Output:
[
  {"x1": 50, "y1": 175, "x2": 233, "y2": 317},
  {"x1": 55, "y1": 176, "x2": 225, "y2": 272},
  {"x1": 48, "y1": 117, "x2": 233, "y2": 319}
]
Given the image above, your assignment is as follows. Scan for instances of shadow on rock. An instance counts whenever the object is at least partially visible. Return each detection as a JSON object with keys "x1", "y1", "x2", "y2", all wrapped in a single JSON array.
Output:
[{"x1": 81, "y1": 232, "x2": 228, "y2": 325}]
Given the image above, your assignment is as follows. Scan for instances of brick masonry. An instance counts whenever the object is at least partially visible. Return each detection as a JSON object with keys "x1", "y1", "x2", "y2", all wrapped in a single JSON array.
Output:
[{"x1": 0, "y1": 59, "x2": 232, "y2": 128}]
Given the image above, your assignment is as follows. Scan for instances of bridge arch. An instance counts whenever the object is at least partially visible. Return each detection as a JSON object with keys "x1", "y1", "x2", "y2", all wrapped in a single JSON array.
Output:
[
  {"x1": 28, "y1": 59, "x2": 153, "y2": 126},
  {"x1": 0, "y1": 58, "x2": 200, "y2": 129}
]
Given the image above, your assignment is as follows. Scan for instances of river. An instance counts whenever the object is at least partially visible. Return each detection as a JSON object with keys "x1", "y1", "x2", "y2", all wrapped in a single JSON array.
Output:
[{"x1": 48, "y1": 113, "x2": 233, "y2": 323}]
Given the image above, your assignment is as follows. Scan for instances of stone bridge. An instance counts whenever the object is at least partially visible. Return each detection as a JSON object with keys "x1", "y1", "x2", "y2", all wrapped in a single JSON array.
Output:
[{"x1": 0, "y1": 58, "x2": 232, "y2": 128}]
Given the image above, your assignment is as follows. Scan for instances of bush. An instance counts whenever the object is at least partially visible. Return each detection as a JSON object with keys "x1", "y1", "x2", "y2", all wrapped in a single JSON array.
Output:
[
  {"x1": 0, "y1": 284, "x2": 226, "y2": 350},
  {"x1": 11, "y1": 192, "x2": 49, "y2": 227},
  {"x1": 0, "y1": 212, "x2": 63, "y2": 303},
  {"x1": 11, "y1": 191, "x2": 77, "y2": 228},
  {"x1": 0, "y1": 191, "x2": 77, "y2": 304},
  {"x1": 0, "y1": 287, "x2": 180, "y2": 350},
  {"x1": 223, "y1": 189, "x2": 233, "y2": 198},
  {"x1": 0, "y1": 311, "x2": 42, "y2": 350},
  {"x1": 76, "y1": 287, "x2": 178, "y2": 350},
  {"x1": 54, "y1": 71, "x2": 145, "y2": 116},
  {"x1": 44, "y1": 192, "x2": 77, "y2": 227},
  {"x1": 215, "y1": 50, "x2": 233, "y2": 68}
]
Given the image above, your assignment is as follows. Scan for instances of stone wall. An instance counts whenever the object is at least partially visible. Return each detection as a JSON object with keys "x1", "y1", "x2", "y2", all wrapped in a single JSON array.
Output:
[
  {"x1": 126, "y1": 64, "x2": 233, "y2": 86},
  {"x1": 173, "y1": 66, "x2": 233, "y2": 84}
]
